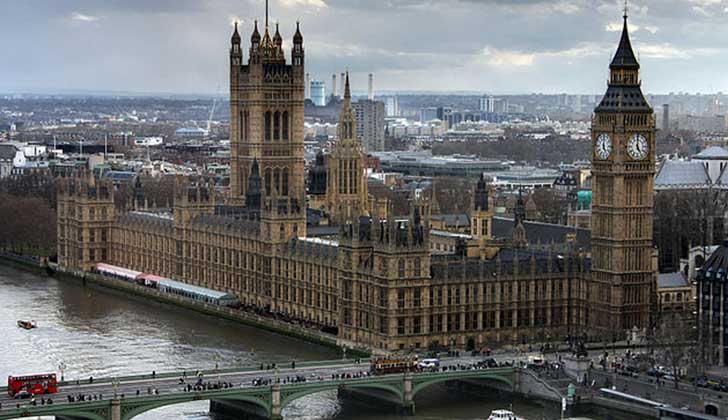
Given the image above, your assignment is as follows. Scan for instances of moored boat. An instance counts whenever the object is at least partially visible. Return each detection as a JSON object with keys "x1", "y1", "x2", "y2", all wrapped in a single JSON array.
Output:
[
  {"x1": 488, "y1": 409, "x2": 525, "y2": 420},
  {"x1": 17, "y1": 320, "x2": 36, "y2": 330}
]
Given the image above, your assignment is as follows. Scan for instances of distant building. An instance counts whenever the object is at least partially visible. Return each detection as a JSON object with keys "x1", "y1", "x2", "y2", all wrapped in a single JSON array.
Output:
[
  {"x1": 419, "y1": 107, "x2": 439, "y2": 123},
  {"x1": 0, "y1": 144, "x2": 26, "y2": 178},
  {"x1": 353, "y1": 99, "x2": 385, "y2": 152},
  {"x1": 175, "y1": 127, "x2": 208, "y2": 139},
  {"x1": 310, "y1": 80, "x2": 326, "y2": 106},
  {"x1": 662, "y1": 104, "x2": 670, "y2": 131},
  {"x1": 479, "y1": 95, "x2": 496, "y2": 113},
  {"x1": 373, "y1": 151, "x2": 509, "y2": 178},
  {"x1": 385, "y1": 96, "x2": 399, "y2": 117}
]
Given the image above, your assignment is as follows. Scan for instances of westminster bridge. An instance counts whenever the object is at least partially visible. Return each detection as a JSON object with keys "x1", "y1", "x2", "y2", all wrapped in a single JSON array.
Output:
[{"x1": 0, "y1": 358, "x2": 520, "y2": 420}]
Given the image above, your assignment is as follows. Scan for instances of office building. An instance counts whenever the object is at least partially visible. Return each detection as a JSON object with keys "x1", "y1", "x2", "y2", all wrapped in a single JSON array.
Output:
[
  {"x1": 353, "y1": 99, "x2": 386, "y2": 152},
  {"x1": 310, "y1": 80, "x2": 326, "y2": 106}
]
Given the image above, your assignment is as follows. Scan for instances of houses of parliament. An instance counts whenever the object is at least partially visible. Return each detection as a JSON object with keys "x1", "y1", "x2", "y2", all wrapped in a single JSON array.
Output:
[{"x1": 56, "y1": 9, "x2": 657, "y2": 352}]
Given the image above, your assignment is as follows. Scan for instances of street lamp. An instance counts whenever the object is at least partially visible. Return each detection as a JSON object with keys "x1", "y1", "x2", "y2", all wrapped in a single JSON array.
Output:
[
  {"x1": 213, "y1": 353, "x2": 222, "y2": 384},
  {"x1": 58, "y1": 362, "x2": 67, "y2": 382},
  {"x1": 112, "y1": 378, "x2": 120, "y2": 398}
]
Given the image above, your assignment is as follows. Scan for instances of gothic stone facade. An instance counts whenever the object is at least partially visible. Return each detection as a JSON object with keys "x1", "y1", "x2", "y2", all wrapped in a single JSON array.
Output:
[{"x1": 57, "y1": 14, "x2": 654, "y2": 352}]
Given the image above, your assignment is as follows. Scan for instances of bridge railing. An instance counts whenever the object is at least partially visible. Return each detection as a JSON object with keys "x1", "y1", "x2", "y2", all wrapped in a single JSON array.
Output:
[{"x1": 0, "y1": 358, "x2": 374, "y2": 394}]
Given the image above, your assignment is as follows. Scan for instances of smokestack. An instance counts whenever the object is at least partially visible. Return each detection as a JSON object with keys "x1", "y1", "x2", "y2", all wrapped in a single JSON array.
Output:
[
  {"x1": 332, "y1": 74, "x2": 337, "y2": 97},
  {"x1": 305, "y1": 73, "x2": 311, "y2": 99},
  {"x1": 340, "y1": 73, "x2": 345, "y2": 99},
  {"x1": 368, "y1": 73, "x2": 374, "y2": 100}
]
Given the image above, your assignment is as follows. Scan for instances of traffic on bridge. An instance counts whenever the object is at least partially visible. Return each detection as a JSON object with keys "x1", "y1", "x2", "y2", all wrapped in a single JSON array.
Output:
[{"x1": 0, "y1": 355, "x2": 517, "y2": 420}]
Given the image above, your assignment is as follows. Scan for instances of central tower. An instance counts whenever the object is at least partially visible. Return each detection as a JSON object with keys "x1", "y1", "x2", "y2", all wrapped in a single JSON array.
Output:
[
  {"x1": 229, "y1": 7, "x2": 306, "y2": 220},
  {"x1": 327, "y1": 72, "x2": 369, "y2": 224},
  {"x1": 590, "y1": 10, "x2": 656, "y2": 336}
]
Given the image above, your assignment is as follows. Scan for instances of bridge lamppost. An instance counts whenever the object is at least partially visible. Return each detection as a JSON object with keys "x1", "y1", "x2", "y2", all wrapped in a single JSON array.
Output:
[
  {"x1": 58, "y1": 362, "x2": 67, "y2": 382},
  {"x1": 112, "y1": 378, "x2": 120, "y2": 398},
  {"x1": 213, "y1": 353, "x2": 222, "y2": 384}
]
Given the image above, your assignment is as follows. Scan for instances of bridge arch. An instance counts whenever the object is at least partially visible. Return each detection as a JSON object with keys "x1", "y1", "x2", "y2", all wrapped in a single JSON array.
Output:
[
  {"x1": 0, "y1": 406, "x2": 109, "y2": 420},
  {"x1": 121, "y1": 394, "x2": 270, "y2": 420},
  {"x1": 0, "y1": 411, "x2": 107, "y2": 420},
  {"x1": 280, "y1": 381, "x2": 403, "y2": 409},
  {"x1": 411, "y1": 371, "x2": 514, "y2": 400}
]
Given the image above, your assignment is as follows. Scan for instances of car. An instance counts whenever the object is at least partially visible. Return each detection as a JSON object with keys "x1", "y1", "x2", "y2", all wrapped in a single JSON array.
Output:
[
  {"x1": 418, "y1": 358, "x2": 440, "y2": 369},
  {"x1": 14, "y1": 391, "x2": 33, "y2": 399},
  {"x1": 663, "y1": 374, "x2": 676, "y2": 381}
]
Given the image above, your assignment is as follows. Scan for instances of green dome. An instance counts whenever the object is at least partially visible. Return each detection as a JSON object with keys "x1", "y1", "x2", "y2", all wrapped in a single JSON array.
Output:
[{"x1": 577, "y1": 190, "x2": 592, "y2": 210}]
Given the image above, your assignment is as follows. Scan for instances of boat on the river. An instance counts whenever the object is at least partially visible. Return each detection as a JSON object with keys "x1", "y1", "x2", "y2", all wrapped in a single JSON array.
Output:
[
  {"x1": 17, "y1": 320, "x2": 36, "y2": 330},
  {"x1": 488, "y1": 409, "x2": 525, "y2": 420}
]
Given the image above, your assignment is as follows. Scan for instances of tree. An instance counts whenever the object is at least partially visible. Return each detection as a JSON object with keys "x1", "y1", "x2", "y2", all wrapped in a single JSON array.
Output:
[
  {"x1": 654, "y1": 189, "x2": 728, "y2": 273},
  {"x1": 650, "y1": 312, "x2": 697, "y2": 389},
  {"x1": 530, "y1": 188, "x2": 568, "y2": 225},
  {"x1": 432, "y1": 177, "x2": 472, "y2": 214},
  {"x1": 0, "y1": 193, "x2": 57, "y2": 256}
]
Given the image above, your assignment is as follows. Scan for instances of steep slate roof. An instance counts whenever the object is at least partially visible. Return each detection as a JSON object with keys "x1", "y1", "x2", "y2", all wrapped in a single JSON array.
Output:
[
  {"x1": 698, "y1": 240, "x2": 728, "y2": 282},
  {"x1": 492, "y1": 217, "x2": 591, "y2": 249},
  {"x1": 595, "y1": 15, "x2": 652, "y2": 114},
  {"x1": 431, "y1": 213, "x2": 471, "y2": 229},
  {"x1": 695, "y1": 146, "x2": 728, "y2": 160},
  {"x1": 610, "y1": 16, "x2": 639, "y2": 69},
  {"x1": 654, "y1": 160, "x2": 712, "y2": 190},
  {"x1": 430, "y1": 249, "x2": 590, "y2": 281},
  {"x1": 657, "y1": 272, "x2": 689, "y2": 288}
]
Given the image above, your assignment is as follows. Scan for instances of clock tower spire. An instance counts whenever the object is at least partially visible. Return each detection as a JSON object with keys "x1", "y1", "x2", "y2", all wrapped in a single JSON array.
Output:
[{"x1": 590, "y1": 9, "x2": 656, "y2": 338}]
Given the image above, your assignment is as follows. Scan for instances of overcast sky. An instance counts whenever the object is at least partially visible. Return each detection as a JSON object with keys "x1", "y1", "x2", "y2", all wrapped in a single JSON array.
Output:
[{"x1": 3, "y1": 0, "x2": 728, "y2": 95}]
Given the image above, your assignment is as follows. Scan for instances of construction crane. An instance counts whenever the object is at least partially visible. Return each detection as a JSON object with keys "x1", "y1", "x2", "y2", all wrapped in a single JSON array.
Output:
[{"x1": 205, "y1": 84, "x2": 221, "y2": 139}]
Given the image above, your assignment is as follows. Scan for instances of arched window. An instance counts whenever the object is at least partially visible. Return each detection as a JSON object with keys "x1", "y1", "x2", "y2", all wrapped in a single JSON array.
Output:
[
  {"x1": 265, "y1": 168, "x2": 272, "y2": 194},
  {"x1": 414, "y1": 257, "x2": 421, "y2": 277},
  {"x1": 274, "y1": 168, "x2": 281, "y2": 195},
  {"x1": 240, "y1": 110, "x2": 245, "y2": 141},
  {"x1": 244, "y1": 110, "x2": 250, "y2": 141},
  {"x1": 398, "y1": 258, "x2": 405, "y2": 278},
  {"x1": 282, "y1": 169, "x2": 289, "y2": 196},
  {"x1": 274, "y1": 111, "x2": 280, "y2": 141},
  {"x1": 264, "y1": 111, "x2": 272, "y2": 141},
  {"x1": 282, "y1": 111, "x2": 289, "y2": 140}
]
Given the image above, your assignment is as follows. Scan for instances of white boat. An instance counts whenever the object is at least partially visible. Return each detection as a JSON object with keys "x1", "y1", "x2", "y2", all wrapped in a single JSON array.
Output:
[{"x1": 488, "y1": 409, "x2": 525, "y2": 420}]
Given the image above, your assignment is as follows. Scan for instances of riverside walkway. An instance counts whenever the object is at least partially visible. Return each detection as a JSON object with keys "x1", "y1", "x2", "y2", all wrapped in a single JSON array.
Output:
[{"x1": 0, "y1": 357, "x2": 516, "y2": 420}]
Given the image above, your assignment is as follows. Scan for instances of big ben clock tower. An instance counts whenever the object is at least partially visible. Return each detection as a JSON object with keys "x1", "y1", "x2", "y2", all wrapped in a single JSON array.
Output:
[{"x1": 591, "y1": 9, "x2": 655, "y2": 337}]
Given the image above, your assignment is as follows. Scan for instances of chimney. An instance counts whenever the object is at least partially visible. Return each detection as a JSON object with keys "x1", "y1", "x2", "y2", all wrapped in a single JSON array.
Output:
[
  {"x1": 340, "y1": 72, "x2": 345, "y2": 99},
  {"x1": 368, "y1": 73, "x2": 374, "y2": 100},
  {"x1": 332, "y1": 74, "x2": 337, "y2": 97},
  {"x1": 305, "y1": 73, "x2": 311, "y2": 99}
]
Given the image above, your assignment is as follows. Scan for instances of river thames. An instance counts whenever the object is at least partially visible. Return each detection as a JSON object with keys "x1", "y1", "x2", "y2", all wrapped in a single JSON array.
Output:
[{"x1": 0, "y1": 265, "x2": 615, "y2": 420}]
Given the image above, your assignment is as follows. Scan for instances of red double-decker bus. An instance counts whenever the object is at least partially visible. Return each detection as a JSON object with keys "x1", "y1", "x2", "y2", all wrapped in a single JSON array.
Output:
[{"x1": 7, "y1": 373, "x2": 58, "y2": 396}]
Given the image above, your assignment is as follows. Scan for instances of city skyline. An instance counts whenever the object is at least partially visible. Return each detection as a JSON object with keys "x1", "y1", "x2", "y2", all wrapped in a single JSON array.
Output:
[{"x1": 5, "y1": 0, "x2": 728, "y2": 95}]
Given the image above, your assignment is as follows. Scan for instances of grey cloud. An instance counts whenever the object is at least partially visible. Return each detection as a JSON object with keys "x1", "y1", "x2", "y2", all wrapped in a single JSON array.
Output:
[{"x1": 1, "y1": 0, "x2": 727, "y2": 94}]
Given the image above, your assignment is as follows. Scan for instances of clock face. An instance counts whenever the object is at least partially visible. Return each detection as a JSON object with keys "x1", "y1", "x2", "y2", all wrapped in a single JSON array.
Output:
[
  {"x1": 595, "y1": 133, "x2": 612, "y2": 160},
  {"x1": 627, "y1": 134, "x2": 649, "y2": 160}
]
